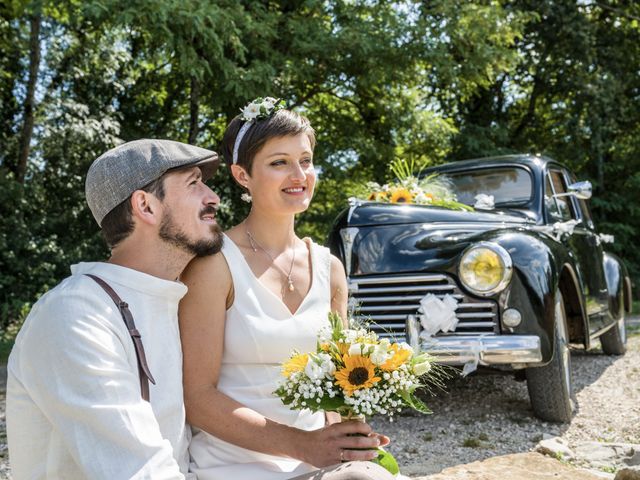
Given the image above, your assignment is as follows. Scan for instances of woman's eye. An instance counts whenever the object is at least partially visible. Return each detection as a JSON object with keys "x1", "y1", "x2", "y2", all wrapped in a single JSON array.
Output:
[
  {"x1": 301, "y1": 158, "x2": 313, "y2": 165},
  {"x1": 270, "y1": 160, "x2": 286, "y2": 166}
]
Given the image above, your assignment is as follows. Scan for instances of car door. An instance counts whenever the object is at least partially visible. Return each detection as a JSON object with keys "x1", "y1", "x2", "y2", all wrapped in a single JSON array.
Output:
[{"x1": 545, "y1": 167, "x2": 608, "y2": 332}]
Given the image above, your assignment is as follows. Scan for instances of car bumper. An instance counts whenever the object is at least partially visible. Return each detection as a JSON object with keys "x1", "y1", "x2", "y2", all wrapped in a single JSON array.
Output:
[{"x1": 419, "y1": 335, "x2": 543, "y2": 366}]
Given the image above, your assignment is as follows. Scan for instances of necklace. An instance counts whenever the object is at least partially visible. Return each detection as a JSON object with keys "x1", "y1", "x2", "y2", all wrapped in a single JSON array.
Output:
[{"x1": 246, "y1": 229, "x2": 296, "y2": 292}]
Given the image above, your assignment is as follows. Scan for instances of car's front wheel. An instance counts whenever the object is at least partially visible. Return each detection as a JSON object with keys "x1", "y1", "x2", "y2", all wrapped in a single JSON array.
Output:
[{"x1": 525, "y1": 292, "x2": 574, "y2": 423}]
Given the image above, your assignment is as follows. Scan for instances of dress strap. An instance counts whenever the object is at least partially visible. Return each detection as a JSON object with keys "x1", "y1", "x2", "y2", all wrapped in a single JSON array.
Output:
[{"x1": 305, "y1": 239, "x2": 332, "y2": 304}]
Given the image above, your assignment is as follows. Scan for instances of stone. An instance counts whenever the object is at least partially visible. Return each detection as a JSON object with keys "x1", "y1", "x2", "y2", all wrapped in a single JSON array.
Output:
[
  {"x1": 412, "y1": 452, "x2": 605, "y2": 479},
  {"x1": 626, "y1": 450, "x2": 640, "y2": 467},
  {"x1": 615, "y1": 465, "x2": 640, "y2": 480},
  {"x1": 574, "y1": 442, "x2": 635, "y2": 463},
  {"x1": 535, "y1": 437, "x2": 575, "y2": 459},
  {"x1": 586, "y1": 471, "x2": 615, "y2": 480},
  {"x1": 571, "y1": 442, "x2": 640, "y2": 473}
]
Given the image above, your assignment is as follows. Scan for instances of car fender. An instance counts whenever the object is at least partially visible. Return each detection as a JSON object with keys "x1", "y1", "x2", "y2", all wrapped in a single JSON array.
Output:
[
  {"x1": 485, "y1": 230, "x2": 584, "y2": 364},
  {"x1": 603, "y1": 251, "x2": 627, "y2": 321}
]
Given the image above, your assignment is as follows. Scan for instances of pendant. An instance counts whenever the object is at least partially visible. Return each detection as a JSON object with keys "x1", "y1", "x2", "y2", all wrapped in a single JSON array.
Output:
[{"x1": 287, "y1": 277, "x2": 295, "y2": 292}]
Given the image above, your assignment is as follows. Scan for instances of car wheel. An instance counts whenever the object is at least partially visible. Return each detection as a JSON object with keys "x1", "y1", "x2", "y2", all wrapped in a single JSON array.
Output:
[
  {"x1": 600, "y1": 308, "x2": 627, "y2": 356},
  {"x1": 525, "y1": 291, "x2": 574, "y2": 423}
]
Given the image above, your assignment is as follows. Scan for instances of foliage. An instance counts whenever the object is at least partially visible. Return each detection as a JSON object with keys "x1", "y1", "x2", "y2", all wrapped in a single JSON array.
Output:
[{"x1": 1, "y1": 0, "x2": 639, "y2": 337}]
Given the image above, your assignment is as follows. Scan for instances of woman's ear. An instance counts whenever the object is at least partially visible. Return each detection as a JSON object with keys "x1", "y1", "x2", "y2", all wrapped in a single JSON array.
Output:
[
  {"x1": 230, "y1": 164, "x2": 251, "y2": 189},
  {"x1": 130, "y1": 190, "x2": 160, "y2": 225}
]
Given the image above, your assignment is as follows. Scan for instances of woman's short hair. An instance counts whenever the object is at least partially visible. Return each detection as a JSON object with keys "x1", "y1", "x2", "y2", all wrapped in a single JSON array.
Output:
[{"x1": 221, "y1": 108, "x2": 316, "y2": 175}]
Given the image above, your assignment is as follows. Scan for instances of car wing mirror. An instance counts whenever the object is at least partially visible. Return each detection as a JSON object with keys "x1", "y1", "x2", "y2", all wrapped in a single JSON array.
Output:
[{"x1": 554, "y1": 180, "x2": 592, "y2": 200}]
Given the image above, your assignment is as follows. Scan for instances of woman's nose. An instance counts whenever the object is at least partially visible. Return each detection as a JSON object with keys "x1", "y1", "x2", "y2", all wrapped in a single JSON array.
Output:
[{"x1": 290, "y1": 162, "x2": 307, "y2": 181}]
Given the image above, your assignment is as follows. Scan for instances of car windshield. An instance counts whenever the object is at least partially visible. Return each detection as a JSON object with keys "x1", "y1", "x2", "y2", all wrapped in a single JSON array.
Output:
[{"x1": 444, "y1": 167, "x2": 533, "y2": 207}]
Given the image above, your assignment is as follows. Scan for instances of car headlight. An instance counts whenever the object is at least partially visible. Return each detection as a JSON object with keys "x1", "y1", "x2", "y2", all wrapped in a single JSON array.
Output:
[{"x1": 458, "y1": 242, "x2": 513, "y2": 296}]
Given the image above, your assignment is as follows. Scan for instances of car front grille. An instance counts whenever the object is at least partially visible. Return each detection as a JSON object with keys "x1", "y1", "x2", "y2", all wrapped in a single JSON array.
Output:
[{"x1": 348, "y1": 273, "x2": 499, "y2": 341}]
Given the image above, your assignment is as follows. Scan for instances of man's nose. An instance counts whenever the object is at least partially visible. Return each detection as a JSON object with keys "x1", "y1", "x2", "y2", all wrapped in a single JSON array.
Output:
[{"x1": 204, "y1": 186, "x2": 220, "y2": 206}]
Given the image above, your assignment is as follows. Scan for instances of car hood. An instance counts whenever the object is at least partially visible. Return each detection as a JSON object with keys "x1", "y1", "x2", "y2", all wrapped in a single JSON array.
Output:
[
  {"x1": 342, "y1": 202, "x2": 533, "y2": 227},
  {"x1": 334, "y1": 203, "x2": 531, "y2": 276}
]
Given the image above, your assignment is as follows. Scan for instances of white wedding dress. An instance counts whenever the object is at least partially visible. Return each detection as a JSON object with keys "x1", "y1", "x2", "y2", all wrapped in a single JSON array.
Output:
[{"x1": 189, "y1": 234, "x2": 332, "y2": 480}]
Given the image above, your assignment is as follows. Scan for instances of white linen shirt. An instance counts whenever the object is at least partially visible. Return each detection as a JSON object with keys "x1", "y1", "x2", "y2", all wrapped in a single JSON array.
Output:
[{"x1": 7, "y1": 262, "x2": 192, "y2": 479}]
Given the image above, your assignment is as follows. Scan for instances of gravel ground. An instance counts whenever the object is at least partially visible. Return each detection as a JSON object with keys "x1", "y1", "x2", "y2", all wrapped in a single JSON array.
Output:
[
  {"x1": 1, "y1": 318, "x2": 638, "y2": 479},
  {"x1": 372, "y1": 318, "x2": 640, "y2": 477}
]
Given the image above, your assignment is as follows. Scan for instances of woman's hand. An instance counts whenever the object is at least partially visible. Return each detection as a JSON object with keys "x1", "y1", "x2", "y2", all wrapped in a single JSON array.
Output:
[{"x1": 295, "y1": 420, "x2": 390, "y2": 468}]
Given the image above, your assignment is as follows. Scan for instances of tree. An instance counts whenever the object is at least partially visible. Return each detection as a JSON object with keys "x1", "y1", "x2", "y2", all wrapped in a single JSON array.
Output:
[{"x1": 3, "y1": 0, "x2": 637, "y2": 330}]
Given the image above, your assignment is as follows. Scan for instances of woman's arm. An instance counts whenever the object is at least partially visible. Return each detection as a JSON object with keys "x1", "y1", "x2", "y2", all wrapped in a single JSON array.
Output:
[
  {"x1": 327, "y1": 254, "x2": 349, "y2": 427},
  {"x1": 327, "y1": 255, "x2": 391, "y2": 449},
  {"x1": 329, "y1": 255, "x2": 349, "y2": 326},
  {"x1": 179, "y1": 253, "x2": 381, "y2": 467}
]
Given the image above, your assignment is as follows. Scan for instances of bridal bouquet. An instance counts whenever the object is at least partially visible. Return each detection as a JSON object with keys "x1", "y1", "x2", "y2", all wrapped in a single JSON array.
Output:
[
  {"x1": 275, "y1": 313, "x2": 438, "y2": 418},
  {"x1": 275, "y1": 313, "x2": 444, "y2": 473}
]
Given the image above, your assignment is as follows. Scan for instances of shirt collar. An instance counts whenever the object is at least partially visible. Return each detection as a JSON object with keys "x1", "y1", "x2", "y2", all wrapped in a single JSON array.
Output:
[{"x1": 71, "y1": 262, "x2": 188, "y2": 301}]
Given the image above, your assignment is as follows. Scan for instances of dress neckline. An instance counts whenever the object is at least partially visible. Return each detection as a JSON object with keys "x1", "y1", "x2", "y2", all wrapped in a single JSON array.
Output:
[{"x1": 222, "y1": 233, "x2": 315, "y2": 317}]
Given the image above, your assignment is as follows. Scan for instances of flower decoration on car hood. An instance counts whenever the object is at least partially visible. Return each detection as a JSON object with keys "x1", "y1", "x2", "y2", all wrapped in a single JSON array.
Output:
[{"x1": 353, "y1": 159, "x2": 473, "y2": 211}]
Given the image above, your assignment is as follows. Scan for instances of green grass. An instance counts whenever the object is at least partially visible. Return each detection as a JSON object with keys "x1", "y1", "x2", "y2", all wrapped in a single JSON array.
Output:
[
  {"x1": 462, "y1": 437, "x2": 482, "y2": 448},
  {"x1": 632, "y1": 300, "x2": 640, "y2": 315}
]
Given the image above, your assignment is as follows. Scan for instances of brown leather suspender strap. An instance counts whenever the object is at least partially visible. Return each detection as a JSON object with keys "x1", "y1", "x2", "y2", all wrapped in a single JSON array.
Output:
[{"x1": 85, "y1": 274, "x2": 156, "y2": 402}]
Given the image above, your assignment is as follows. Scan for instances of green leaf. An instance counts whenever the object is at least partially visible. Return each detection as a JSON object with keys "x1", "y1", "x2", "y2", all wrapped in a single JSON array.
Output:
[
  {"x1": 371, "y1": 448, "x2": 400, "y2": 475},
  {"x1": 399, "y1": 389, "x2": 432, "y2": 415}
]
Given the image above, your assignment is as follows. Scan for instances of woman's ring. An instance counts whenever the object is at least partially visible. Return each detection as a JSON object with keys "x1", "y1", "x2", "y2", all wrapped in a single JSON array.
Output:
[{"x1": 340, "y1": 449, "x2": 345, "y2": 462}]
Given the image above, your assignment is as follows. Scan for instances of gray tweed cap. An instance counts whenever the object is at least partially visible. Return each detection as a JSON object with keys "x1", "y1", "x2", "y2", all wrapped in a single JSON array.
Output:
[{"x1": 85, "y1": 139, "x2": 219, "y2": 226}]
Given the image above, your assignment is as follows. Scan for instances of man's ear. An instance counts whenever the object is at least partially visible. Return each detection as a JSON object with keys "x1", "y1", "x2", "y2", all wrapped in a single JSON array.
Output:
[
  {"x1": 230, "y1": 164, "x2": 251, "y2": 189},
  {"x1": 130, "y1": 190, "x2": 160, "y2": 225}
]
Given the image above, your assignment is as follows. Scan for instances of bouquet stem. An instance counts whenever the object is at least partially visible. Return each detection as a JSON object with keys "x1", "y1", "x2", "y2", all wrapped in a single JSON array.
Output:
[
  {"x1": 340, "y1": 413, "x2": 366, "y2": 423},
  {"x1": 338, "y1": 412, "x2": 399, "y2": 476}
]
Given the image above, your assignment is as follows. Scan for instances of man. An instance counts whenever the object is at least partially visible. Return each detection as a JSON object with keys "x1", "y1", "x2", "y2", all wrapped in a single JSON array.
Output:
[{"x1": 7, "y1": 139, "x2": 223, "y2": 479}]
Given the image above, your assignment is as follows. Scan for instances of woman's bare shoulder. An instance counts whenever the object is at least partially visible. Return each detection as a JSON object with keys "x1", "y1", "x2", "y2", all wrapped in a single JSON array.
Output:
[
  {"x1": 181, "y1": 251, "x2": 231, "y2": 289},
  {"x1": 330, "y1": 254, "x2": 346, "y2": 278}
]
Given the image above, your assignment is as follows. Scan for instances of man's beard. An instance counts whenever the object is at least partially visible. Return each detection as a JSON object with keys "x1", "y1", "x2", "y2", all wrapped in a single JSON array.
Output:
[{"x1": 158, "y1": 207, "x2": 223, "y2": 257}]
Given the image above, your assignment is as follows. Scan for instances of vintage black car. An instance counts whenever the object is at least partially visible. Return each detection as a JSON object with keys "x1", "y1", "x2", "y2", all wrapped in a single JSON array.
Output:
[{"x1": 328, "y1": 154, "x2": 632, "y2": 423}]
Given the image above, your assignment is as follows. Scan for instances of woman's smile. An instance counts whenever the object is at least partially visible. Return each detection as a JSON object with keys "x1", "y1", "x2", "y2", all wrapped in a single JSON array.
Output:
[{"x1": 282, "y1": 186, "x2": 306, "y2": 195}]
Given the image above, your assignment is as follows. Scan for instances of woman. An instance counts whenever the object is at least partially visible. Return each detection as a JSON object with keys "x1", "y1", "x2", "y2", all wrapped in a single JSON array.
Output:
[{"x1": 179, "y1": 98, "x2": 394, "y2": 480}]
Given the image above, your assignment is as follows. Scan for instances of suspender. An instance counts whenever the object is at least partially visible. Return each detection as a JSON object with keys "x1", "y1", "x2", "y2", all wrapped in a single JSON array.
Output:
[{"x1": 85, "y1": 274, "x2": 156, "y2": 401}]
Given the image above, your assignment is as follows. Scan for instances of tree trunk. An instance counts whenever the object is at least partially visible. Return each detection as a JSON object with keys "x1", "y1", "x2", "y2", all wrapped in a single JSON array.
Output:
[
  {"x1": 188, "y1": 76, "x2": 200, "y2": 144},
  {"x1": 16, "y1": 13, "x2": 42, "y2": 184}
]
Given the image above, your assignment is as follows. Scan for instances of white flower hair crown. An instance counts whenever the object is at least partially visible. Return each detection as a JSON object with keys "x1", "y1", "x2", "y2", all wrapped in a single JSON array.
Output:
[{"x1": 232, "y1": 97, "x2": 286, "y2": 164}]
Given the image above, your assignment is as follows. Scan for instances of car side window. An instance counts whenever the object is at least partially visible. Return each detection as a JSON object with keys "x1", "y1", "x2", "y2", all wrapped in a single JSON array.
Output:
[
  {"x1": 578, "y1": 198, "x2": 593, "y2": 227},
  {"x1": 546, "y1": 170, "x2": 577, "y2": 222}
]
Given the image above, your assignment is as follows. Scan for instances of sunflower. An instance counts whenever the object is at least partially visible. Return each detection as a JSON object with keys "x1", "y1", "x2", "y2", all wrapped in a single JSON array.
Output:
[
  {"x1": 281, "y1": 353, "x2": 308, "y2": 377},
  {"x1": 335, "y1": 354, "x2": 381, "y2": 396},
  {"x1": 390, "y1": 188, "x2": 413, "y2": 204},
  {"x1": 368, "y1": 191, "x2": 389, "y2": 202},
  {"x1": 380, "y1": 344, "x2": 412, "y2": 371}
]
